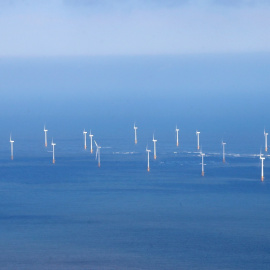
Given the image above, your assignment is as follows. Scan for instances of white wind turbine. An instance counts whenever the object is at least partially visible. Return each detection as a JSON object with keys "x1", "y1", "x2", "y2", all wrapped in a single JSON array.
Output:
[
  {"x1": 51, "y1": 139, "x2": 56, "y2": 164},
  {"x1": 146, "y1": 146, "x2": 151, "y2": 172},
  {"x1": 152, "y1": 134, "x2": 157, "y2": 160},
  {"x1": 200, "y1": 152, "x2": 206, "y2": 176},
  {"x1": 10, "y1": 134, "x2": 14, "y2": 160},
  {"x1": 260, "y1": 152, "x2": 265, "y2": 182},
  {"x1": 176, "y1": 126, "x2": 179, "y2": 147},
  {"x1": 44, "y1": 125, "x2": 48, "y2": 147},
  {"x1": 196, "y1": 130, "x2": 200, "y2": 150},
  {"x1": 89, "y1": 130, "x2": 94, "y2": 154},
  {"x1": 94, "y1": 140, "x2": 101, "y2": 167},
  {"x1": 222, "y1": 141, "x2": 226, "y2": 163},
  {"x1": 83, "y1": 129, "x2": 87, "y2": 150},
  {"x1": 134, "y1": 123, "x2": 138, "y2": 144},
  {"x1": 264, "y1": 129, "x2": 268, "y2": 152}
]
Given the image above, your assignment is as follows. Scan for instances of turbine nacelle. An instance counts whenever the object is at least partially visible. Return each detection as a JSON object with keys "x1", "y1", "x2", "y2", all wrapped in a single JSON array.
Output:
[{"x1": 9, "y1": 135, "x2": 14, "y2": 143}]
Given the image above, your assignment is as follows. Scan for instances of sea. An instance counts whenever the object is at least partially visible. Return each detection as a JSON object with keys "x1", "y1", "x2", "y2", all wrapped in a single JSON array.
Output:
[{"x1": 0, "y1": 54, "x2": 270, "y2": 269}]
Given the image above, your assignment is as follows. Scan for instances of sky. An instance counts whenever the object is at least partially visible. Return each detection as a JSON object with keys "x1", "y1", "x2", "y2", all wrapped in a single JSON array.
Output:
[{"x1": 0, "y1": 0, "x2": 270, "y2": 57}]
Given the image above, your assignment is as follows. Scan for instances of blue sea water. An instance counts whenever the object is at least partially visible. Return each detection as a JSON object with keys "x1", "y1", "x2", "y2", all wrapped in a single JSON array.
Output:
[{"x1": 0, "y1": 54, "x2": 270, "y2": 269}]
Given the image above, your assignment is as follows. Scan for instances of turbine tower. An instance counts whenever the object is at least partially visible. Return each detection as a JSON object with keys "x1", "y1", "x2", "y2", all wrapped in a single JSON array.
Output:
[
  {"x1": 146, "y1": 146, "x2": 151, "y2": 172},
  {"x1": 44, "y1": 125, "x2": 48, "y2": 147},
  {"x1": 94, "y1": 140, "x2": 101, "y2": 167},
  {"x1": 10, "y1": 135, "x2": 14, "y2": 160},
  {"x1": 152, "y1": 134, "x2": 157, "y2": 160},
  {"x1": 222, "y1": 141, "x2": 226, "y2": 163},
  {"x1": 264, "y1": 129, "x2": 268, "y2": 152},
  {"x1": 134, "y1": 123, "x2": 138, "y2": 144},
  {"x1": 200, "y1": 152, "x2": 206, "y2": 176},
  {"x1": 51, "y1": 139, "x2": 56, "y2": 164},
  {"x1": 176, "y1": 126, "x2": 179, "y2": 147},
  {"x1": 260, "y1": 153, "x2": 265, "y2": 182},
  {"x1": 89, "y1": 130, "x2": 94, "y2": 154},
  {"x1": 83, "y1": 129, "x2": 87, "y2": 150},
  {"x1": 196, "y1": 130, "x2": 200, "y2": 150}
]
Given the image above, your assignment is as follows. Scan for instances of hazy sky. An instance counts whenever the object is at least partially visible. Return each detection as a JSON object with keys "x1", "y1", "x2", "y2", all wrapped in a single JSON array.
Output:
[{"x1": 0, "y1": 0, "x2": 270, "y2": 56}]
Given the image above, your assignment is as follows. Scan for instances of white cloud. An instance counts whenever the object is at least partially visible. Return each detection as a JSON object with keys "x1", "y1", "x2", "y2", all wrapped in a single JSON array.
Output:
[{"x1": 0, "y1": 0, "x2": 270, "y2": 56}]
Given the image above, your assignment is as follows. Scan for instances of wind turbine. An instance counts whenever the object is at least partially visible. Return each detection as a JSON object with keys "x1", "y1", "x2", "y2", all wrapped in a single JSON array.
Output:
[
  {"x1": 9, "y1": 134, "x2": 14, "y2": 160},
  {"x1": 146, "y1": 146, "x2": 151, "y2": 172},
  {"x1": 264, "y1": 129, "x2": 268, "y2": 152},
  {"x1": 260, "y1": 153, "x2": 265, "y2": 182},
  {"x1": 176, "y1": 126, "x2": 179, "y2": 147},
  {"x1": 196, "y1": 130, "x2": 200, "y2": 150},
  {"x1": 83, "y1": 129, "x2": 87, "y2": 150},
  {"x1": 152, "y1": 134, "x2": 157, "y2": 160},
  {"x1": 89, "y1": 130, "x2": 94, "y2": 154},
  {"x1": 51, "y1": 139, "x2": 56, "y2": 164},
  {"x1": 94, "y1": 140, "x2": 101, "y2": 167},
  {"x1": 222, "y1": 141, "x2": 226, "y2": 163},
  {"x1": 44, "y1": 125, "x2": 48, "y2": 147},
  {"x1": 134, "y1": 123, "x2": 138, "y2": 144},
  {"x1": 200, "y1": 152, "x2": 206, "y2": 176}
]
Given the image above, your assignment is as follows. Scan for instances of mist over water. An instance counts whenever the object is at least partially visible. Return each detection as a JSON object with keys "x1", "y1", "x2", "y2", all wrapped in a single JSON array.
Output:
[
  {"x1": 1, "y1": 54, "x2": 269, "y2": 140},
  {"x1": 1, "y1": 54, "x2": 270, "y2": 269}
]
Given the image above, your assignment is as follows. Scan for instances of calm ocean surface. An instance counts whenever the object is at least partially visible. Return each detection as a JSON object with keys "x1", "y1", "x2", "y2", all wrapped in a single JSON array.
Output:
[{"x1": 0, "y1": 54, "x2": 270, "y2": 269}]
